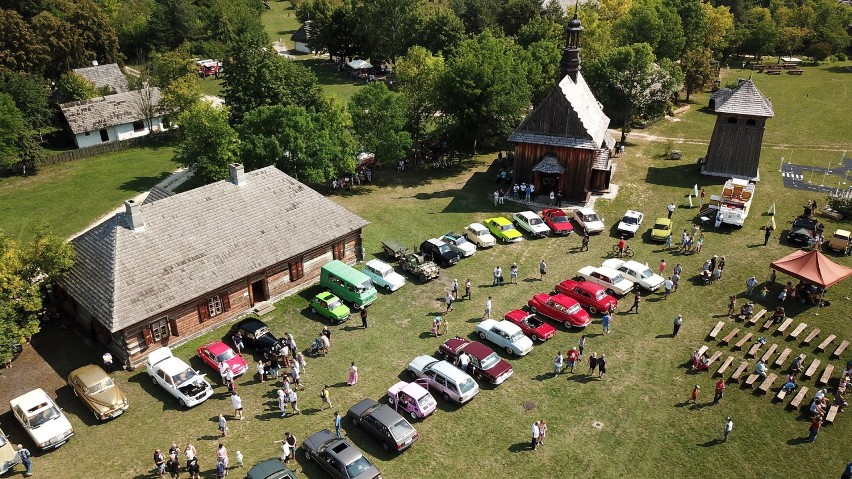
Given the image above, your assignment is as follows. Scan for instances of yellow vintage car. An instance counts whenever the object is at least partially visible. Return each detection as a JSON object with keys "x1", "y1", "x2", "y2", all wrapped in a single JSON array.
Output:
[
  {"x1": 67, "y1": 365, "x2": 128, "y2": 420},
  {"x1": 0, "y1": 427, "x2": 20, "y2": 475}
]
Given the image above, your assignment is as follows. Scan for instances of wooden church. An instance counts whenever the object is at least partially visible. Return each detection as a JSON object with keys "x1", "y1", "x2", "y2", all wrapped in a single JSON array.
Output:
[
  {"x1": 508, "y1": 10, "x2": 614, "y2": 203},
  {"x1": 702, "y1": 79, "x2": 774, "y2": 180}
]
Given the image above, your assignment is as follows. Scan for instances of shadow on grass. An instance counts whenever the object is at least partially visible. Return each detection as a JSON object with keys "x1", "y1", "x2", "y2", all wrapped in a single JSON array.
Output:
[
  {"x1": 508, "y1": 442, "x2": 530, "y2": 453},
  {"x1": 119, "y1": 172, "x2": 174, "y2": 193},
  {"x1": 567, "y1": 374, "x2": 599, "y2": 384},
  {"x1": 646, "y1": 164, "x2": 704, "y2": 188},
  {"x1": 786, "y1": 437, "x2": 812, "y2": 446},
  {"x1": 697, "y1": 438, "x2": 725, "y2": 447},
  {"x1": 127, "y1": 371, "x2": 182, "y2": 412}
]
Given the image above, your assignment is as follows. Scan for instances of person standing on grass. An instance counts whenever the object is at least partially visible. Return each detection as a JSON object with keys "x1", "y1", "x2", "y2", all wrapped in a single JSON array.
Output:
[
  {"x1": 531, "y1": 421, "x2": 540, "y2": 450},
  {"x1": 538, "y1": 420, "x2": 548, "y2": 445},
  {"x1": 216, "y1": 443, "x2": 229, "y2": 470},
  {"x1": 493, "y1": 190, "x2": 499, "y2": 206},
  {"x1": 347, "y1": 362, "x2": 359, "y2": 386},
  {"x1": 566, "y1": 347, "x2": 579, "y2": 373},
  {"x1": 723, "y1": 417, "x2": 733, "y2": 442},
  {"x1": 746, "y1": 276, "x2": 758, "y2": 296},
  {"x1": 598, "y1": 354, "x2": 607, "y2": 379},
  {"x1": 764, "y1": 225, "x2": 774, "y2": 246},
  {"x1": 680, "y1": 229, "x2": 689, "y2": 250},
  {"x1": 673, "y1": 314, "x2": 683, "y2": 337},
  {"x1": 689, "y1": 385, "x2": 700, "y2": 403},
  {"x1": 275, "y1": 438, "x2": 291, "y2": 467},
  {"x1": 17, "y1": 445, "x2": 32, "y2": 477},
  {"x1": 484, "y1": 296, "x2": 493, "y2": 319},
  {"x1": 553, "y1": 351, "x2": 564, "y2": 376},
  {"x1": 659, "y1": 259, "x2": 667, "y2": 275},
  {"x1": 218, "y1": 413, "x2": 228, "y2": 436},
  {"x1": 664, "y1": 233, "x2": 672, "y2": 249},
  {"x1": 699, "y1": 188, "x2": 706, "y2": 208},
  {"x1": 231, "y1": 392, "x2": 244, "y2": 420},
  {"x1": 441, "y1": 316, "x2": 449, "y2": 336},
  {"x1": 667, "y1": 202, "x2": 676, "y2": 219},
  {"x1": 232, "y1": 331, "x2": 244, "y2": 356},
  {"x1": 257, "y1": 360, "x2": 265, "y2": 383},
  {"x1": 464, "y1": 278, "x2": 472, "y2": 300},
  {"x1": 361, "y1": 307, "x2": 369, "y2": 329},
  {"x1": 334, "y1": 411, "x2": 343, "y2": 438},
  {"x1": 445, "y1": 291, "x2": 454, "y2": 313},
  {"x1": 728, "y1": 296, "x2": 737, "y2": 317},
  {"x1": 277, "y1": 389, "x2": 288, "y2": 417},
  {"x1": 493, "y1": 266, "x2": 501, "y2": 286},
  {"x1": 450, "y1": 279, "x2": 458, "y2": 300},
  {"x1": 320, "y1": 385, "x2": 332, "y2": 410},
  {"x1": 672, "y1": 271, "x2": 680, "y2": 292},
  {"x1": 577, "y1": 335, "x2": 587, "y2": 358},
  {"x1": 664, "y1": 277, "x2": 673, "y2": 299},
  {"x1": 580, "y1": 232, "x2": 590, "y2": 252},
  {"x1": 154, "y1": 449, "x2": 166, "y2": 477},
  {"x1": 287, "y1": 388, "x2": 300, "y2": 415},
  {"x1": 539, "y1": 259, "x2": 547, "y2": 280},
  {"x1": 808, "y1": 417, "x2": 822, "y2": 442},
  {"x1": 602, "y1": 313, "x2": 611, "y2": 334},
  {"x1": 165, "y1": 454, "x2": 180, "y2": 479},
  {"x1": 510, "y1": 263, "x2": 518, "y2": 284},
  {"x1": 588, "y1": 352, "x2": 598, "y2": 376},
  {"x1": 713, "y1": 379, "x2": 726, "y2": 404},
  {"x1": 627, "y1": 292, "x2": 641, "y2": 314}
]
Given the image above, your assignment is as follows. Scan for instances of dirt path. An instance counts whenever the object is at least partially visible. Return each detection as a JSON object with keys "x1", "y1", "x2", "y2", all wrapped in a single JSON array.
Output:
[{"x1": 627, "y1": 131, "x2": 852, "y2": 152}]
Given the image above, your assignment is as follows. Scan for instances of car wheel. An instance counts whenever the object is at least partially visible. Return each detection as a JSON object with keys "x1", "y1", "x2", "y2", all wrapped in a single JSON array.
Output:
[
  {"x1": 303, "y1": 449, "x2": 312, "y2": 461},
  {"x1": 577, "y1": 277, "x2": 585, "y2": 282},
  {"x1": 410, "y1": 411, "x2": 418, "y2": 420},
  {"x1": 381, "y1": 442, "x2": 390, "y2": 452},
  {"x1": 532, "y1": 334, "x2": 539, "y2": 342},
  {"x1": 478, "y1": 331, "x2": 486, "y2": 340},
  {"x1": 589, "y1": 306, "x2": 598, "y2": 314},
  {"x1": 607, "y1": 289, "x2": 616, "y2": 296},
  {"x1": 388, "y1": 395, "x2": 395, "y2": 405},
  {"x1": 418, "y1": 273, "x2": 427, "y2": 283},
  {"x1": 442, "y1": 392, "x2": 451, "y2": 402},
  {"x1": 179, "y1": 398, "x2": 186, "y2": 407},
  {"x1": 529, "y1": 306, "x2": 537, "y2": 313},
  {"x1": 310, "y1": 307, "x2": 317, "y2": 314},
  {"x1": 384, "y1": 284, "x2": 392, "y2": 292},
  {"x1": 506, "y1": 347, "x2": 515, "y2": 355}
]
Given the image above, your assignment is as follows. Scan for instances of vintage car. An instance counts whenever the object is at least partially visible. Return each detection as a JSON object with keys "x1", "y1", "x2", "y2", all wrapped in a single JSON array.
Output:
[
  {"x1": 463, "y1": 222, "x2": 497, "y2": 248},
  {"x1": 577, "y1": 265, "x2": 634, "y2": 296},
  {"x1": 146, "y1": 347, "x2": 213, "y2": 407},
  {"x1": 310, "y1": 292, "x2": 352, "y2": 324},
  {"x1": 540, "y1": 208, "x2": 574, "y2": 236},
  {"x1": 602, "y1": 259, "x2": 666, "y2": 292},
  {"x1": 554, "y1": 279, "x2": 618, "y2": 314},
  {"x1": 229, "y1": 318, "x2": 280, "y2": 358},
  {"x1": 440, "y1": 232, "x2": 477, "y2": 257},
  {"x1": 67, "y1": 364, "x2": 129, "y2": 420},
  {"x1": 650, "y1": 217, "x2": 673, "y2": 242},
  {"x1": 616, "y1": 210, "x2": 644, "y2": 237},
  {"x1": 245, "y1": 459, "x2": 298, "y2": 479},
  {"x1": 482, "y1": 217, "x2": 523, "y2": 243},
  {"x1": 386, "y1": 380, "x2": 437, "y2": 420},
  {"x1": 197, "y1": 341, "x2": 248, "y2": 378},
  {"x1": 347, "y1": 399, "x2": 419, "y2": 452},
  {"x1": 419, "y1": 238, "x2": 461, "y2": 267},
  {"x1": 438, "y1": 337, "x2": 514, "y2": 385},
  {"x1": 0, "y1": 427, "x2": 20, "y2": 474},
  {"x1": 301, "y1": 429, "x2": 382, "y2": 479},
  {"x1": 826, "y1": 229, "x2": 851, "y2": 255},
  {"x1": 511, "y1": 211, "x2": 551, "y2": 238},
  {"x1": 787, "y1": 215, "x2": 818, "y2": 244},
  {"x1": 503, "y1": 309, "x2": 557, "y2": 341},
  {"x1": 406, "y1": 356, "x2": 479, "y2": 404},
  {"x1": 573, "y1": 207, "x2": 605, "y2": 234},
  {"x1": 9, "y1": 388, "x2": 74, "y2": 450},
  {"x1": 474, "y1": 320, "x2": 534, "y2": 356},
  {"x1": 527, "y1": 293, "x2": 592, "y2": 328},
  {"x1": 361, "y1": 259, "x2": 406, "y2": 292}
]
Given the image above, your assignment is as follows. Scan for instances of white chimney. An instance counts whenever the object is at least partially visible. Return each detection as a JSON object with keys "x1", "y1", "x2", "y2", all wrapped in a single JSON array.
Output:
[
  {"x1": 124, "y1": 200, "x2": 144, "y2": 231},
  {"x1": 92, "y1": 60, "x2": 99, "y2": 66},
  {"x1": 229, "y1": 163, "x2": 246, "y2": 186}
]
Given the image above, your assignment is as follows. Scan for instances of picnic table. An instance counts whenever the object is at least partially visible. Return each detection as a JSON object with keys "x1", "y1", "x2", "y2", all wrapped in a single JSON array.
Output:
[
  {"x1": 803, "y1": 359, "x2": 821, "y2": 379},
  {"x1": 788, "y1": 386, "x2": 809, "y2": 409}
]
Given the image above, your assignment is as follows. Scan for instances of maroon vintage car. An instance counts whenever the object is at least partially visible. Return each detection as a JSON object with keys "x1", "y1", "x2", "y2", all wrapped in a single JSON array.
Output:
[
  {"x1": 503, "y1": 309, "x2": 557, "y2": 342},
  {"x1": 554, "y1": 279, "x2": 618, "y2": 314},
  {"x1": 527, "y1": 293, "x2": 592, "y2": 328},
  {"x1": 540, "y1": 208, "x2": 574, "y2": 236},
  {"x1": 437, "y1": 337, "x2": 513, "y2": 385}
]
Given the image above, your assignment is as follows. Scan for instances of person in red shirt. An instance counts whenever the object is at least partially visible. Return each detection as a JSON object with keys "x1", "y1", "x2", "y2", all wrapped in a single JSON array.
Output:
[
  {"x1": 690, "y1": 384, "x2": 700, "y2": 403},
  {"x1": 618, "y1": 237, "x2": 626, "y2": 257},
  {"x1": 713, "y1": 378, "x2": 726, "y2": 404},
  {"x1": 566, "y1": 348, "x2": 580, "y2": 374}
]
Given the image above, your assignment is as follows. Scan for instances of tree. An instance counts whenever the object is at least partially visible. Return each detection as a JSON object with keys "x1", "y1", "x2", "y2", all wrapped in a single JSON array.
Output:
[
  {"x1": 438, "y1": 31, "x2": 532, "y2": 150},
  {"x1": 0, "y1": 9, "x2": 48, "y2": 74},
  {"x1": 57, "y1": 72, "x2": 102, "y2": 102},
  {"x1": 0, "y1": 93, "x2": 27, "y2": 168},
  {"x1": 161, "y1": 75, "x2": 201, "y2": 117},
  {"x1": 613, "y1": 2, "x2": 685, "y2": 60},
  {"x1": 0, "y1": 70, "x2": 53, "y2": 132},
  {"x1": 97, "y1": 0, "x2": 156, "y2": 60},
  {"x1": 735, "y1": 7, "x2": 778, "y2": 60},
  {"x1": 669, "y1": 0, "x2": 708, "y2": 53},
  {"x1": 498, "y1": 0, "x2": 544, "y2": 37},
  {"x1": 701, "y1": 2, "x2": 735, "y2": 51},
  {"x1": 450, "y1": 0, "x2": 502, "y2": 34},
  {"x1": 148, "y1": 48, "x2": 196, "y2": 88},
  {"x1": 174, "y1": 102, "x2": 239, "y2": 184},
  {"x1": 395, "y1": 46, "x2": 445, "y2": 150},
  {"x1": 356, "y1": 0, "x2": 420, "y2": 62},
  {"x1": 516, "y1": 16, "x2": 563, "y2": 49},
  {"x1": 681, "y1": 48, "x2": 714, "y2": 101},
  {"x1": 525, "y1": 39, "x2": 561, "y2": 103},
  {"x1": 349, "y1": 83, "x2": 411, "y2": 167},
  {"x1": 411, "y1": 2, "x2": 466, "y2": 57}
]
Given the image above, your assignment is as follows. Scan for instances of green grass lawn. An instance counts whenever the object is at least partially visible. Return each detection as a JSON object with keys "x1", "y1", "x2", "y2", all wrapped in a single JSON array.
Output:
[
  {"x1": 197, "y1": 77, "x2": 224, "y2": 98},
  {"x1": 0, "y1": 145, "x2": 179, "y2": 242},
  {"x1": 263, "y1": 0, "x2": 302, "y2": 49}
]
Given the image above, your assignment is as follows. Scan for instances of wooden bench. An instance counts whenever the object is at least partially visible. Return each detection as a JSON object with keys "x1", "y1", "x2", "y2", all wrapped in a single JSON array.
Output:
[
  {"x1": 760, "y1": 344, "x2": 778, "y2": 363},
  {"x1": 825, "y1": 405, "x2": 839, "y2": 423},
  {"x1": 734, "y1": 333, "x2": 753, "y2": 350},
  {"x1": 788, "y1": 69, "x2": 804, "y2": 75},
  {"x1": 802, "y1": 328, "x2": 820, "y2": 345},
  {"x1": 766, "y1": 69, "x2": 782, "y2": 75},
  {"x1": 774, "y1": 348, "x2": 792, "y2": 367},
  {"x1": 707, "y1": 351, "x2": 723, "y2": 365},
  {"x1": 788, "y1": 323, "x2": 807, "y2": 340},
  {"x1": 788, "y1": 386, "x2": 809, "y2": 409},
  {"x1": 696, "y1": 345, "x2": 709, "y2": 358},
  {"x1": 762, "y1": 318, "x2": 775, "y2": 330},
  {"x1": 831, "y1": 340, "x2": 848, "y2": 358},
  {"x1": 818, "y1": 364, "x2": 834, "y2": 385},
  {"x1": 747, "y1": 309, "x2": 767, "y2": 326},
  {"x1": 747, "y1": 341, "x2": 763, "y2": 358},
  {"x1": 776, "y1": 388, "x2": 788, "y2": 401},
  {"x1": 715, "y1": 356, "x2": 734, "y2": 376},
  {"x1": 745, "y1": 373, "x2": 761, "y2": 387},
  {"x1": 775, "y1": 317, "x2": 794, "y2": 335},
  {"x1": 708, "y1": 321, "x2": 725, "y2": 340},
  {"x1": 758, "y1": 373, "x2": 778, "y2": 393},
  {"x1": 730, "y1": 361, "x2": 749, "y2": 381},
  {"x1": 817, "y1": 334, "x2": 836, "y2": 352},
  {"x1": 804, "y1": 359, "x2": 821, "y2": 379},
  {"x1": 721, "y1": 328, "x2": 739, "y2": 345},
  {"x1": 754, "y1": 65, "x2": 766, "y2": 72}
]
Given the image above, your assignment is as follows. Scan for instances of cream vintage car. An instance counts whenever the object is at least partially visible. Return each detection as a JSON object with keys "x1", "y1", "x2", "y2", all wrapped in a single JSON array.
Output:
[
  {"x1": 67, "y1": 365, "x2": 129, "y2": 420},
  {"x1": 0, "y1": 427, "x2": 20, "y2": 474},
  {"x1": 9, "y1": 388, "x2": 74, "y2": 450}
]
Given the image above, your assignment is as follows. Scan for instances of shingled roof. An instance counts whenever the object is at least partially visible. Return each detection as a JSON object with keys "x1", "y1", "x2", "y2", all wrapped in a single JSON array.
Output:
[
  {"x1": 714, "y1": 79, "x2": 774, "y2": 118},
  {"x1": 509, "y1": 71, "x2": 610, "y2": 151},
  {"x1": 59, "y1": 167, "x2": 369, "y2": 332},
  {"x1": 59, "y1": 88, "x2": 164, "y2": 134},
  {"x1": 291, "y1": 21, "x2": 312, "y2": 43},
  {"x1": 72, "y1": 63, "x2": 129, "y2": 93}
]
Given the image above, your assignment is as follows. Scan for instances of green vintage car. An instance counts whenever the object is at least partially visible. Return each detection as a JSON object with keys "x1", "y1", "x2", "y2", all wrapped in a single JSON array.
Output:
[
  {"x1": 310, "y1": 292, "x2": 351, "y2": 324},
  {"x1": 483, "y1": 217, "x2": 523, "y2": 243}
]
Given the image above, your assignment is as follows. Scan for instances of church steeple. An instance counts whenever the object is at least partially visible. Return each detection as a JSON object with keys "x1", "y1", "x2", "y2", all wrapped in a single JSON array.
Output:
[{"x1": 560, "y1": 2, "x2": 583, "y2": 82}]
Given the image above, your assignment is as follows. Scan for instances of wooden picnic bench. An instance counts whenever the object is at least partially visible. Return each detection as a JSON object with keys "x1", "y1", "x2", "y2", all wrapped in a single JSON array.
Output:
[
  {"x1": 766, "y1": 69, "x2": 782, "y2": 75},
  {"x1": 734, "y1": 333, "x2": 753, "y2": 350},
  {"x1": 776, "y1": 388, "x2": 789, "y2": 401},
  {"x1": 762, "y1": 318, "x2": 775, "y2": 330},
  {"x1": 696, "y1": 345, "x2": 709, "y2": 358},
  {"x1": 754, "y1": 65, "x2": 766, "y2": 72},
  {"x1": 758, "y1": 373, "x2": 778, "y2": 393},
  {"x1": 788, "y1": 386, "x2": 809, "y2": 409},
  {"x1": 760, "y1": 344, "x2": 779, "y2": 363},
  {"x1": 745, "y1": 373, "x2": 760, "y2": 387},
  {"x1": 788, "y1": 69, "x2": 804, "y2": 75},
  {"x1": 802, "y1": 328, "x2": 820, "y2": 345},
  {"x1": 747, "y1": 341, "x2": 763, "y2": 358},
  {"x1": 721, "y1": 328, "x2": 740, "y2": 345},
  {"x1": 747, "y1": 309, "x2": 766, "y2": 326},
  {"x1": 774, "y1": 348, "x2": 792, "y2": 367},
  {"x1": 788, "y1": 323, "x2": 807, "y2": 340},
  {"x1": 730, "y1": 361, "x2": 749, "y2": 381},
  {"x1": 708, "y1": 321, "x2": 725, "y2": 340},
  {"x1": 818, "y1": 364, "x2": 834, "y2": 385},
  {"x1": 804, "y1": 359, "x2": 821, "y2": 379},
  {"x1": 832, "y1": 340, "x2": 848, "y2": 358},
  {"x1": 707, "y1": 351, "x2": 723, "y2": 365},
  {"x1": 825, "y1": 405, "x2": 839, "y2": 423},
  {"x1": 716, "y1": 356, "x2": 734, "y2": 376},
  {"x1": 775, "y1": 317, "x2": 794, "y2": 335},
  {"x1": 817, "y1": 334, "x2": 836, "y2": 352}
]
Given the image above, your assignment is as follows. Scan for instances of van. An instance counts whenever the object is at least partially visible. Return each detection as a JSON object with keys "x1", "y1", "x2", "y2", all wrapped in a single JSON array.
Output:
[
  {"x1": 320, "y1": 260, "x2": 378, "y2": 310},
  {"x1": 406, "y1": 356, "x2": 480, "y2": 404}
]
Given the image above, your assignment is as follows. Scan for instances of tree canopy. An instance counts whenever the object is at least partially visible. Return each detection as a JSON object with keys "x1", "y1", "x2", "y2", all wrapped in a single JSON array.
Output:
[
  {"x1": 348, "y1": 82, "x2": 411, "y2": 166},
  {"x1": 174, "y1": 101, "x2": 240, "y2": 184}
]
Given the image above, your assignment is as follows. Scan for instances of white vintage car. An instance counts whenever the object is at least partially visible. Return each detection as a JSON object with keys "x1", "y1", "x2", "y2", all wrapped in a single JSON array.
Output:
[
  {"x1": 573, "y1": 207, "x2": 605, "y2": 234},
  {"x1": 0, "y1": 427, "x2": 20, "y2": 474},
  {"x1": 602, "y1": 259, "x2": 665, "y2": 292},
  {"x1": 146, "y1": 347, "x2": 213, "y2": 407},
  {"x1": 9, "y1": 388, "x2": 74, "y2": 450},
  {"x1": 474, "y1": 319, "x2": 534, "y2": 356},
  {"x1": 511, "y1": 211, "x2": 551, "y2": 238},
  {"x1": 361, "y1": 259, "x2": 406, "y2": 292},
  {"x1": 463, "y1": 223, "x2": 497, "y2": 248},
  {"x1": 441, "y1": 232, "x2": 477, "y2": 257},
  {"x1": 616, "y1": 210, "x2": 644, "y2": 237},
  {"x1": 577, "y1": 265, "x2": 635, "y2": 296}
]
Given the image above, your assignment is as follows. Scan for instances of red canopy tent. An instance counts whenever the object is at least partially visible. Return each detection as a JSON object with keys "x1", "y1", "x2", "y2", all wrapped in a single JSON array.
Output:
[{"x1": 770, "y1": 250, "x2": 852, "y2": 288}]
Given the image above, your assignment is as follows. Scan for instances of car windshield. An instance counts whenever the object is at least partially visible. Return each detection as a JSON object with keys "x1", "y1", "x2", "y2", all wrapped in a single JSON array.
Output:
[
  {"x1": 355, "y1": 279, "x2": 374, "y2": 293},
  {"x1": 551, "y1": 216, "x2": 569, "y2": 223},
  {"x1": 458, "y1": 377, "x2": 477, "y2": 394},
  {"x1": 621, "y1": 216, "x2": 638, "y2": 225},
  {"x1": 584, "y1": 214, "x2": 599, "y2": 222},
  {"x1": 216, "y1": 349, "x2": 236, "y2": 362},
  {"x1": 438, "y1": 244, "x2": 452, "y2": 254},
  {"x1": 29, "y1": 405, "x2": 60, "y2": 427},
  {"x1": 174, "y1": 368, "x2": 198, "y2": 385},
  {"x1": 454, "y1": 236, "x2": 468, "y2": 245},
  {"x1": 833, "y1": 234, "x2": 849, "y2": 241},
  {"x1": 654, "y1": 222, "x2": 670, "y2": 230},
  {"x1": 566, "y1": 303, "x2": 581, "y2": 315},
  {"x1": 528, "y1": 217, "x2": 542, "y2": 225},
  {"x1": 594, "y1": 291, "x2": 608, "y2": 301},
  {"x1": 345, "y1": 456, "x2": 374, "y2": 477},
  {"x1": 255, "y1": 326, "x2": 269, "y2": 337},
  {"x1": 612, "y1": 274, "x2": 625, "y2": 283},
  {"x1": 417, "y1": 394, "x2": 432, "y2": 408},
  {"x1": 87, "y1": 377, "x2": 115, "y2": 394},
  {"x1": 473, "y1": 228, "x2": 487, "y2": 236},
  {"x1": 637, "y1": 268, "x2": 653, "y2": 279},
  {"x1": 480, "y1": 352, "x2": 500, "y2": 370},
  {"x1": 389, "y1": 418, "x2": 415, "y2": 439},
  {"x1": 327, "y1": 298, "x2": 343, "y2": 310},
  {"x1": 500, "y1": 224, "x2": 514, "y2": 231},
  {"x1": 509, "y1": 331, "x2": 525, "y2": 342}
]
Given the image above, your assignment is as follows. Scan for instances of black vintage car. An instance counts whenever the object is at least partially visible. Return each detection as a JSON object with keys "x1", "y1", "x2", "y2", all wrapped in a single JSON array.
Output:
[
  {"x1": 229, "y1": 318, "x2": 279, "y2": 358},
  {"x1": 787, "y1": 215, "x2": 819, "y2": 244},
  {"x1": 418, "y1": 239, "x2": 460, "y2": 267},
  {"x1": 347, "y1": 399, "x2": 419, "y2": 453}
]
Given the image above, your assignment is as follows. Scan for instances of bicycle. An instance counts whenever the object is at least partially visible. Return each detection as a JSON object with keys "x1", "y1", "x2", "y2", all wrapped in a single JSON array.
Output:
[{"x1": 611, "y1": 244, "x2": 634, "y2": 258}]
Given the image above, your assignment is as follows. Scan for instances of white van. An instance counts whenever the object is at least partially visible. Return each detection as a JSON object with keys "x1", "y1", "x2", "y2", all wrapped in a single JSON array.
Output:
[{"x1": 406, "y1": 356, "x2": 480, "y2": 404}]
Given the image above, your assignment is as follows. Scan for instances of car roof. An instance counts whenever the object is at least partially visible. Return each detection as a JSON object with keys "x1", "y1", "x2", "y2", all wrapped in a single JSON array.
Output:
[
  {"x1": 485, "y1": 217, "x2": 511, "y2": 225},
  {"x1": 601, "y1": 258, "x2": 625, "y2": 270},
  {"x1": 542, "y1": 208, "x2": 565, "y2": 215},
  {"x1": 444, "y1": 232, "x2": 462, "y2": 239},
  {"x1": 575, "y1": 207, "x2": 595, "y2": 214},
  {"x1": 596, "y1": 265, "x2": 621, "y2": 275},
  {"x1": 467, "y1": 222, "x2": 487, "y2": 230},
  {"x1": 365, "y1": 259, "x2": 392, "y2": 272},
  {"x1": 429, "y1": 361, "x2": 469, "y2": 381},
  {"x1": 348, "y1": 398, "x2": 381, "y2": 417},
  {"x1": 315, "y1": 291, "x2": 337, "y2": 301},
  {"x1": 326, "y1": 439, "x2": 364, "y2": 464},
  {"x1": 460, "y1": 341, "x2": 495, "y2": 359},
  {"x1": 654, "y1": 217, "x2": 672, "y2": 224},
  {"x1": 156, "y1": 356, "x2": 193, "y2": 376},
  {"x1": 622, "y1": 260, "x2": 650, "y2": 270},
  {"x1": 247, "y1": 459, "x2": 294, "y2": 479},
  {"x1": 495, "y1": 320, "x2": 523, "y2": 334},
  {"x1": 515, "y1": 211, "x2": 538, "y2": 219},
  {"x1": 9, "y1": 388, "x2": 52, "y2": 409},
  {"x1": 504, "y1": 309, "x2": 531, "y2": 321},
  {"x1": 550, "y1": 294, "x2": 578, "y2": 306},
  {"x1": 201, "y1": 341, "x2": 231, "y2": 355},
  {"x1": 236, "y1": 318, "x2": 268, "y2": 332},
  {"x1": 623, "y1": 210, "x2": 642, "y2": 217},
  {"x1": 565, "y1": 279, "x2": 605, "y2": 293},
  {"x1": 833, "y1": 229, "x2": 851, "y2": 236},
  {"x1": 368, "y1": 404, "x2": 406, "y2": 425},
  {"x1": 68, "y1": 364, "x2": 110, "y2": 385}
]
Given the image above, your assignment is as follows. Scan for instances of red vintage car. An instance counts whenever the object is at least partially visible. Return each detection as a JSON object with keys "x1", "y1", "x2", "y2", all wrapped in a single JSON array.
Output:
[
  {"x1": 197, "y1": 341, "x2": 248, "y2": 379},
  {"x1": 503, "y1": 309, "x2": 557, "y2": 342},
  {"x1": 555, "y1": 279, "x2": 618, "y2": 314},
  {"x1": 540, "y1": 209, "x2": 574, "y2": 236},
  {"x1": 437, "y1": 337, "x2": 513, "y2": 385},
  {"x1": 527, "y1": 293, "x2": 592, "y2": 328}
]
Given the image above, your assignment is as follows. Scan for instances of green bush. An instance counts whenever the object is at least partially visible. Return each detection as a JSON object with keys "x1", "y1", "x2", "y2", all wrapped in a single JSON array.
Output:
[{"x1": 826, "y1": 195, "x2": 852, "y2": 217}]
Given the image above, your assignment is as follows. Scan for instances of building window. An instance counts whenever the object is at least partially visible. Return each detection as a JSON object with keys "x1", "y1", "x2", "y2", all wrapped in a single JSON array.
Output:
[
  {"x1": 208, "y1": 295, "x2": 223, "y2": 318},
  {"x1": 132, "y1": 120, "x2": 145, "y2": 132},
  {"x1": 727, "y1": 117, "x2": 737, "y2": 124},
  {"x1": 99, "y1": 129, "x2": 109, "y2": 141},
  {"x1": 333, "y1": 242, "x2": 345, "y2": 260},
  {"x1": 198, "y1": 292, "x2": 230, "y2": 322},
  {"x1": 84, "y1": 131, "x2": 90, "y2": 136},
  {"x1": 745, "y1": 119, "x2": 756, "y2": 126},
  {"x1": 289, "y1": 259, "x2": 304, "y2": 281},
  {"x1": 150, "y1": 317, "x2": 169, "y2": 341}
]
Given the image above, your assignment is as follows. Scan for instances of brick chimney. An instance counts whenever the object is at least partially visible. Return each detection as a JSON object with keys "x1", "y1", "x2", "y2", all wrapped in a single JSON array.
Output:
[
  {"x1": 124, "y1": 199, "x2": 144, "y2": 231},
  {"x1": 229, "y1": 163, "x2": 246, "y2": 186}
]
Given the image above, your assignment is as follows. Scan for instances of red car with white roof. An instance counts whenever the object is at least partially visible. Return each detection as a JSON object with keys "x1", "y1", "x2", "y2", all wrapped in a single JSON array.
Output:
[
  {"x1": 540, "y1": 209, "x2": 574, "y2": 236},
  {"x1": 197, "y1": 341, "x2": 248, "y2": 378},
  {"x1": 527, "y1": 293, "x2": 592, "y2": 328},
  {"x1": 503, "y1": 309, "x2": 557, "y2": 341},
  {"x1": 555, "y1": 279, "x2": 618, "y2": 314},
  {"x1": 438, "y1": 337, "x2": 514, "y2": 385}
]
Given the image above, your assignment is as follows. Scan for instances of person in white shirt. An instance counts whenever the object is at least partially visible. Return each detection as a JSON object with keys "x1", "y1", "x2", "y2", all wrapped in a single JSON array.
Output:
[
  {"x1": 531, "y1": 421, "x2": 540, "y2": 450},
  {"x1": 458, "y1": 352, "x2": 470, "y2": 373},
  {"x1": 230, "y1": 393, "x2": 244, "y2": 420},
  {"x1": 484, "y1": 296, "x2": 493, "y2": 319}
]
